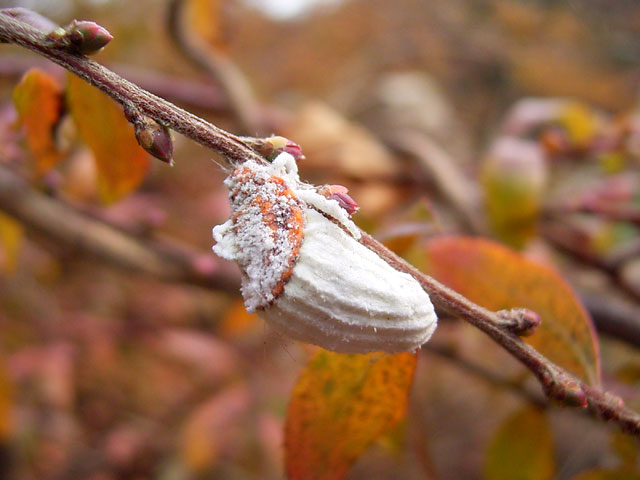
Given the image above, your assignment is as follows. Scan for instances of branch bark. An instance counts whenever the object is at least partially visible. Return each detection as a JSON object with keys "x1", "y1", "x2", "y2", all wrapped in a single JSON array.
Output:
[
  {"x1": 0, "y1": 11, "x2": 261, "y2": 166},
  {"x1": 1, "y1": 9, "x2": 639, "y2": 439}
]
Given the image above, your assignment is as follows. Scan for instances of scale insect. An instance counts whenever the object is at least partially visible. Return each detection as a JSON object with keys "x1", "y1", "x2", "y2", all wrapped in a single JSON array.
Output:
[{"x1": 212, "y1": 152, "x2": 437, "y2": 353}]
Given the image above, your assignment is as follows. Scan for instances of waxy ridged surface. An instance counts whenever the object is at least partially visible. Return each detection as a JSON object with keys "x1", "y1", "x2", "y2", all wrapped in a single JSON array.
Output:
[{"x1": 261, "y1": 209, "x2": 437, "y2": 353}]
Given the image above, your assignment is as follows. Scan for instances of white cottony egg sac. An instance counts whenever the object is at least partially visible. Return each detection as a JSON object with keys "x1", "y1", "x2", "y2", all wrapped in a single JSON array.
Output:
[{"x1": 212, "y1": 152, "x2": 437, "y2": 353}]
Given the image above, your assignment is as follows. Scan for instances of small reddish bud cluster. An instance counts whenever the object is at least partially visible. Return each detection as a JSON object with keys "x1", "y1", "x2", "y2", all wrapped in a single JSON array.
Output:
[
  {"x1": 260, "y1": 136, "x2": 305, "y2": 162},
  {"x1": 124, "y1": 106, "x2": 174, "y2": 164},
  {"x1": 318, "y1": 185, "x2": 359, "y2": 216},
  {"x1": 49, "y1": 19, "x2": 112, "y2": 55}
]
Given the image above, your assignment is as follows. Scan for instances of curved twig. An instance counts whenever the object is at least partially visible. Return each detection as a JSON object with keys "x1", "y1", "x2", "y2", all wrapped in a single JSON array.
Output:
[
  {"x1": 1, "y1": 10, "x2": 639, "y2": 438},
  {"x1": 166, "y1": 0, "x2": 265, "y2": 135}
]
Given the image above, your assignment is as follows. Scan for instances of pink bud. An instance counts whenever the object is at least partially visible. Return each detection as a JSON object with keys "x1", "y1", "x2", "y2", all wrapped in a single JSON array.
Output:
[
  {"x1": 262, "y1": 136, "x2": 305, "y2": 162},
  {"x1": 134, "y1": 120, "x2": 174, "y2": 165},
  {"x1": 66, "y1": 20, "x2": 113, "y2": 55},
  {"x1": 319, "y1": 185, "x2": 359, "y2": 216},
  {"x1": 282, "y1": 140, "x2": 304, "y2": 161}
]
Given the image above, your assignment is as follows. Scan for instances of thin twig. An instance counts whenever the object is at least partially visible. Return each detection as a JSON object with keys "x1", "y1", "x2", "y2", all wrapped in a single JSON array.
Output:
[
  {"x1": 0, "y1": 165, "x2": 240, "y2": 292},
  {"x1": 1, "y1": 9, "x2": 639, "y2": 438},
  {"x1": 166, "y1": 0, "x2": 265, "y2": 135},
  {"x1": 543, "y1": 220, "x2": 640, "y2": 302},
  {"x1": 579, "y1": 291, "x2": 640, "y2": 348},
  {"x1": 385, "y1": 130, "x2": 486, "y2": 234},
  {"x1": 0, "y1": 11, "x2": 262, "y2": 166},
  {"x1": 360, "y1": 231, "x2": 640, "y2": 437},
  {"x1": 423, "y1": 342, "x2": 547, "y2": 408}
]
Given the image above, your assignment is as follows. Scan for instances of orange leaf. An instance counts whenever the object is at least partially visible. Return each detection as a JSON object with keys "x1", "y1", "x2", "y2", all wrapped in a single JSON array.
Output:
[
  {"x1": 66, "y1": 73, "x2": 150, "y2": 203},
  {"x1": 485, "y1": 406, "x2": 555, "y2": 480},
  {"x1": 184, "y1": 0, "x2": 227, "y2": 52},
  {"x1": 423, "y1": 236, "x2": 600, "y2": 384},
  {"x1": 285, "y1": 350, "x2": 417, "y2": 480},
  {"x1": 0, "y1": 212, "x2": 23, "y2": 274},
  {"x1": 0, "y1": 359, "x2": 12, "y2": 440},
  {"x1": 12, "y1": 68, "x2": 63, "y2": 174},
  {"x1": 217, "y1": 299, "x2": 260, "y2": 339},
  {"x1": 179, "y1": 384, "x2": 250, "y2": 474}
]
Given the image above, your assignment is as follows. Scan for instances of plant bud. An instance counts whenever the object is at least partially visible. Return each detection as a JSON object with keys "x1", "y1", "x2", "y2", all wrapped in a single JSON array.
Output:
[
  {"x1": 212, "y1": 153, "x2": 437, "y2": 353},
  {"x1": 482, "y1": 138, "x2": 548, "y2": 248},
  {"x1": 318, "y1": 185, "x2": 359, "y2": 216},
  {"x1": 63, "y1": 20, "x2": 113, "y2": 55},
  {"x1": 261, "y1": 136, "x2": 305, "y2": 162},
  {"x1": 134, "y1": 119, "x2": 174, "y2": 165}
]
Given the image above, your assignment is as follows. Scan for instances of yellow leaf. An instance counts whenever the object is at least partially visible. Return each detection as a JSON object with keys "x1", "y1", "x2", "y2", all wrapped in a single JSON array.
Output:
[
  {"x1": 485, "y1": 406, "x2": 555, "y2": 480},
  {"x1": 285, "y1": 350, "x2": 417, "y2": 480},
  {"x1": 0, "y1": 212, "x2": 23, "y2": 274},
  {"x1": 12, "y1": 68, "x2": 63, "y2": 175},
  {"x1": 423, "y1": 236, "x2": 600, "y2": 384},
  {"x1": 558, "y1": 101, "x2": 599, "y2": 150},
  {"x1": 66, "y1": 73, "x2": 150, "y2": 203}
]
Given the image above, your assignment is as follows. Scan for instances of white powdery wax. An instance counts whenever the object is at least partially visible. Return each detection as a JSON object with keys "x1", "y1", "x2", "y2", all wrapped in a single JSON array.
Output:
[
  {"x1": 260, "y1": 209, "x2": 437, "y2": 353},
  {"x1": 213, "y1": 152, "x2": 437, "y2": 353}
]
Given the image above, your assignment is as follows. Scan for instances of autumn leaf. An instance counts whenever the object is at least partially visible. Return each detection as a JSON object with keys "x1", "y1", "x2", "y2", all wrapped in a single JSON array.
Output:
[
  {"x1": 12, "y1": 68, "x2": 63, "y2": 175},
  {"x1": 485, "y1": 406, "x2": 555, "y2": 480},
  {"x1": 180, "y1": 384, "x2": 250, "y2": 474},
  {"x1": 423, "y1": 236, "x2": 600, "y2": 384},
  {"x1": 0, "y1": 212, "x2": 23, "y2": 274},
  {"x1": 217, "y1": 299, "x2": 260, "y2": 339},
  {"x1": 285, "y1": 350, "x2": 417, "y2": 480},
  {"x1": 66, "y1": 73, "x2": 150, "y2": 203},
  {"x1": 184, "y1": 0, "x2": 227, "y2": 52},
  {"x1": 0, "y1": 359, "x2": 12, "y2": 442}
]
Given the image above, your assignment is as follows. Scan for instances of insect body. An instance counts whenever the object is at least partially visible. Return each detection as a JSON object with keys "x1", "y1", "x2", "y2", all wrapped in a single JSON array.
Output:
[{"x1": 213, "y1": 153, "x2": 437, "y2": 353}]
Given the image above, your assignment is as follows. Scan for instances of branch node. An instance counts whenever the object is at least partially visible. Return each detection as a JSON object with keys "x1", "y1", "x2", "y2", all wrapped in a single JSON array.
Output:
[
  {"x1": 539, "y1": 369, "x2": 587, "y2": 408},
  {"x1": 49, "y1": 19, "x2": 113, "y2": 55},
  {"x1": 496, "y1": 308, "x2": 541, "y2": 336},
  {"x1": 124, "y1": 104, "x2": 174, "y2": 165}
]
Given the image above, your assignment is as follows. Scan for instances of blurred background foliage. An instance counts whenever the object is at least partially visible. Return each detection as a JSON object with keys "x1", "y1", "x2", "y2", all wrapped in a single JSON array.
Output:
[{"x1": 1, "y1": 0, "x2": 640, "y2": 479}]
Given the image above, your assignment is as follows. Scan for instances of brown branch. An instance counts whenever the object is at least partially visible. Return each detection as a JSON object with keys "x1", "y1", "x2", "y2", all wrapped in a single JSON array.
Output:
[
  {"x1": 0, "y1": 165, "x2": 240, "y2": 292},
  {"x1": 579, "y1": 291, "x2": 640, "y2": 348},
  {"x1": 0, "y1": 55, "x2": 231, "y2": 113},
  {"x1": 166, "y1": 0, "x2": 265, "y2": 135},
  {"x1": 542, "y1": 220, "x2": 640, "y2": 302},
  {"x1": 0, "y1": 11, "x2": 262, "y2": 166},
  {"x1": 359, "y1": 231, "x2": 640, "y2": 437},
  {"x1": 1, "y1": 9, "x2": 639, "y2": 439},
  {"x1": 551, "y1": 202, "x2": 640, "y2": 227},
  {"x1": 384, "y1": 130, "x2": 487, "y2": 234},
  {"x1": 423, "y1": 342, "x2": 547, "y2": 408}
]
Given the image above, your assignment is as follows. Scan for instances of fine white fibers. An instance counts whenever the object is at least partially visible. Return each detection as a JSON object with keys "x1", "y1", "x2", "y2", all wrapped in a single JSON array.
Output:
[
  {"x1": 260, "y1": 209, "x2": 438, "y2": 353},
  {"x1": 296, "y1": 188, "x2": 361, "y2": 238},
  {"x1": 212, "y1": 152, "x2": 438, "y2": 353},
  {"x1": 212, "y1": 156, "x2": 303, "y2": 312},
  {"x1": 273, "y1": 152, "x2": 361, "y2": 238}
]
